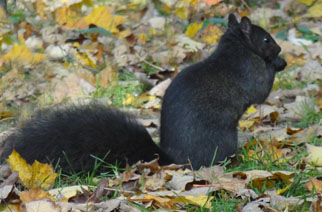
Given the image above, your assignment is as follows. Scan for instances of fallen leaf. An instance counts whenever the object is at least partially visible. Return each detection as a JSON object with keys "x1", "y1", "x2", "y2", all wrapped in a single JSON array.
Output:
[
  {"x1": 174, "y1": 6, "x2": 188, "y2": 20},
  {"x1": 201, "y1": 24, "x2": 222, "y2": 44},
  {"x1": 185, "y1": 22, "x2": 203, "y2": 38},
  {"x1": 299, "y1": 0, "x2": 315, "y2": 5},
  {"x1": 175, "y1": 34, "x2": 205, "y2": 52},
  {"x1": 306, "y1": 144, "x2": 322, "y2": 166},
  {"x1": 149, "y1": 17, "x2": 166, "y2": 30},
  {"x1": 308, "y1": 2, "x2": 322, "y2": 17},
  {"x1": 246, "y1": 106, "x2": 257, "y2": 114},
  {"x1": 4, "y1": 44, "x2": 46, "y2": 65},
  {"x1": 49, "y1": 185, "x2": 89, "y2": 200},
  {"x1": 7, "y1": 150, "x2": 58, "y2": 189},
  {"x1": 306, "y1": 178, "x2": 322, "y2": 192},
  {"x1": 239, "y1": 120, "x2": 256, "y2": 130},
  {"x1": 23, "y1": 200, "x2": 60, "y2": 212},
  {"x1": 20, "y1": 188, "x2": 54, "y2": 203},
  {"x1": 84, "y1": 6, "x2": 126, "y2": 34},
  {"x1": 172, "y1": 195, "x2": 213, "y2": 208}
]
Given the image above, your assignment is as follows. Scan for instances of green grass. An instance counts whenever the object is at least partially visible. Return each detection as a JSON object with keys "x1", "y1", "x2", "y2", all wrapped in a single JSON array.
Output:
[
  {"x1": 311, "y1": 136, "x2": 322, "y2": 146},
  {"x1": 92, "y1": 71, "x2": 144, "y2": 107},
  {"x1": 276, "y1": 67, "x2": 307, "y2": 90},
  {"x1": 184, "y1": 190, "x2": 242, "y2": 212},
  {"x1": 297, "y1": 98, "x2": 322, "y2": 128},
  {"x1": 53, "y1": 153, "x2": 124, "y2": 189}
]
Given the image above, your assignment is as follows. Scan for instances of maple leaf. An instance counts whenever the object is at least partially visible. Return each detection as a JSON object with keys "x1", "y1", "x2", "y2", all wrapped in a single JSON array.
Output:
[
  {"x1": 3, "y1": 44, "x2": 46, "y2": 65},
  {"x1": 7, "y1": 150, "x2": 58, "y2": 189},
  {"x1": 84, "y1": 6, "x2": 126, "y2": 34}
]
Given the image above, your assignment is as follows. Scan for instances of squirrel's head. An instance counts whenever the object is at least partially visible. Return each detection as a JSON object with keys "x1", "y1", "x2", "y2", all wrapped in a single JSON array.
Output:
[{"x1": 228, "y1": 14, "x2": 281, "y2": 63}]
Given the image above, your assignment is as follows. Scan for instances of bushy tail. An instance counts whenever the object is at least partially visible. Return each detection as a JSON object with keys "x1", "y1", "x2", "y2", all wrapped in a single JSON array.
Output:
[{"x1": 1, "y1": 103, "x2": 170, "y2": 173}]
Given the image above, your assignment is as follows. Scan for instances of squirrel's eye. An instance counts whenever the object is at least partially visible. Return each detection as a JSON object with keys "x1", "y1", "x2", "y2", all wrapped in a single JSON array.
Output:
[{"x1": 263, "y1": 37, "x2": 270, "y2": 43}]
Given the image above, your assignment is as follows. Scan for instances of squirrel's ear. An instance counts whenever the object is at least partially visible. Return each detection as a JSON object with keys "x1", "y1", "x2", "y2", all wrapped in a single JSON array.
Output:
[
  {"x1": 228, "y1": 14, "x2": 238, "y2": 27},
  {"x1": 240, "y1": 16, "x2": 252, "y2": 36}
]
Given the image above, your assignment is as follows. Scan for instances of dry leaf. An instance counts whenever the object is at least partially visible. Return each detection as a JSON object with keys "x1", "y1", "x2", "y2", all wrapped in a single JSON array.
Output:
[
  {"x1": 84, "y1": 6, "x2": 126, "y2": 34},
  {"x1": 172, "y1": 195, "x2": 213, "y2": 208},
  {"x1": 174, "y1": 6, "x2": 188, "y2": 20},
  {"x1": 175, "y1": 34, "x2": 205, "y2": 52},
  {"x1": 20, "y1": 188, "x2": 54, "y2": 203},
  {"x1": 201, "y1": 24, "x2": 223, "y2": 44},
  {"x1": 49, "y1": 185, "x2": 89, "y2": 200},
  {"x1": 306, "y1": 144, "x2": 322, "y2": 166},
  {"x1": 306, "y1": 178, "x2": 322, "y2": 192},
  {"x1": 4, "y1": 44, "x2": 46, "y2": 65},
  {"x1": 23, "y1": 200, "x2": 60, "y2": 212},
  {"x1": 7, "y1": 150, "x2": 57, "y2": 189},
  {"x1": 239, "y1": 120, "x2": 256, "y2": 130},
  {"x1": 185, "y1": 22, "x2": 203, "y2": 38},
  {"x1": 308, "y1": 2, "x2": 322, "y2": 17}
]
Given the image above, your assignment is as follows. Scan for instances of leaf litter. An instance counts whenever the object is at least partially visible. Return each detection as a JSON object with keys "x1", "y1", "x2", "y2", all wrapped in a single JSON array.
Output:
[{"x1": 0, "y1": 0, "x2": 321, "y2": 211}]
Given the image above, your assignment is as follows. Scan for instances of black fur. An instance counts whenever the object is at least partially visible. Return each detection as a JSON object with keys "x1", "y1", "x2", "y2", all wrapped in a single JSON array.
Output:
[
  {"x1": 160, "y1": 14, "x2": 286, "y2": 168},
  {"x1": 1, "y1": 14, "x2": 286, "y2": 172},
  {"x1": 1, "y1": 104, "x2": 170, "y2": 173}
]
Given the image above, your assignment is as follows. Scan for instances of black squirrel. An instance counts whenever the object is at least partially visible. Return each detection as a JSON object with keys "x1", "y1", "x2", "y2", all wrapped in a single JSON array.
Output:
[
  {"x1": 160, "y1": 14, "x2": 286, "y2": 168},
  {"x1": 0, "y1": 14, "x2": 286, "y2": 173}
]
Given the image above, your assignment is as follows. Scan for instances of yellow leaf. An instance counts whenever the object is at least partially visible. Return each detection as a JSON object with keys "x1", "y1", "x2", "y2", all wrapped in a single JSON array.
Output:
[
  {"x1": 138, "y1": 33, "x2": 147, "y2": 44},
  {"x1": 35, "y1": 0, "x2": 47, "y2": 20},
  {"x1": 118, "y1": 29, "x2": 132, "y2": 39},
  {"x1": 142, "y1": 194, "x2": 174, "y2": 209},
  {"x1": 185, "y1": 22, "x2": 203, "y2": 38},
  {"x1": 20, "y1": 188, "x2": 54, "y2": 203},
  {"x1": 238, "y1": 120, "x2": 255, "y2": 130},
  {"x1": 18, "y1": 34, "x2": 25, "y2": 43},
  {"x1": 137, "y1": 93, "x2": 156, "y2": 104},
  {"x1": 123, "y1": 94, "x2": 136, "y2": 105},
  {"x1": 7, "y1": 150, "x2": 58, "y2": 189},
  {"x1": 189, "y1": 0, "x2": 200, "y2": 5},
  {"x1": 276, "y1": 183, "x2": 292, "y2": 194},
  {"x1": 7, "y1": 150, "x2": 32, "y2": 186},
  {"x1": 251, "y1": 171, "x2": 294, "y2": 191},
  {"x1": 175, "y1": 6, "x2": 188, "y2": 20},
  {"x1": 308, "y1": 2, "x2": 322, "y2": 18},
  {"x1": 201, "y1": 25, "x2": 223, "y2": 44},
  {"x1": 298, "y1": 0, "x2": 315, "y2": 5},
  {"x1": 306, "y1": 144, "x2": 322, "y2": 166},
  {"x1": 246, "y1": 106, "x2": 257, "y2": 114},
  {"x1": 31, "y1": 161, "x2": 58, "y2": 189},
  {"x1": 172, "y1": 195, "x2": 213, "y2": 208},
  {"x1": 149, "y1": 28, "x2": 157, "y2": 35},
  {"x1": 4, "y1": 44, "x2": 45, "y2": 65},
  {"x1": 74, "y1": 51, "x2": 96, "y2": 69},
  {"x1": 49, "y1": 185, "x2": 89, "y2": 200},
  {"x1": 84, "y1": 6, "x2": 126, "y2": 34},
  {"x1": 55, "y1": 4, "x2": 82, "y2": 27},
  {"x1": 161, "y1": 4, "x2": 171, "y2": 15}
]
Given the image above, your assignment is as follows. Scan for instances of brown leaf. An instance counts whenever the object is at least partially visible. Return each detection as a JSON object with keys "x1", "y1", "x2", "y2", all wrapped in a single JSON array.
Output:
[
  {"x1": 306, "y1": 178, "x2": 322, "y2": 192},
  {"x1": 20, "y1": 188, "x2": 54, "y2": 203}
]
